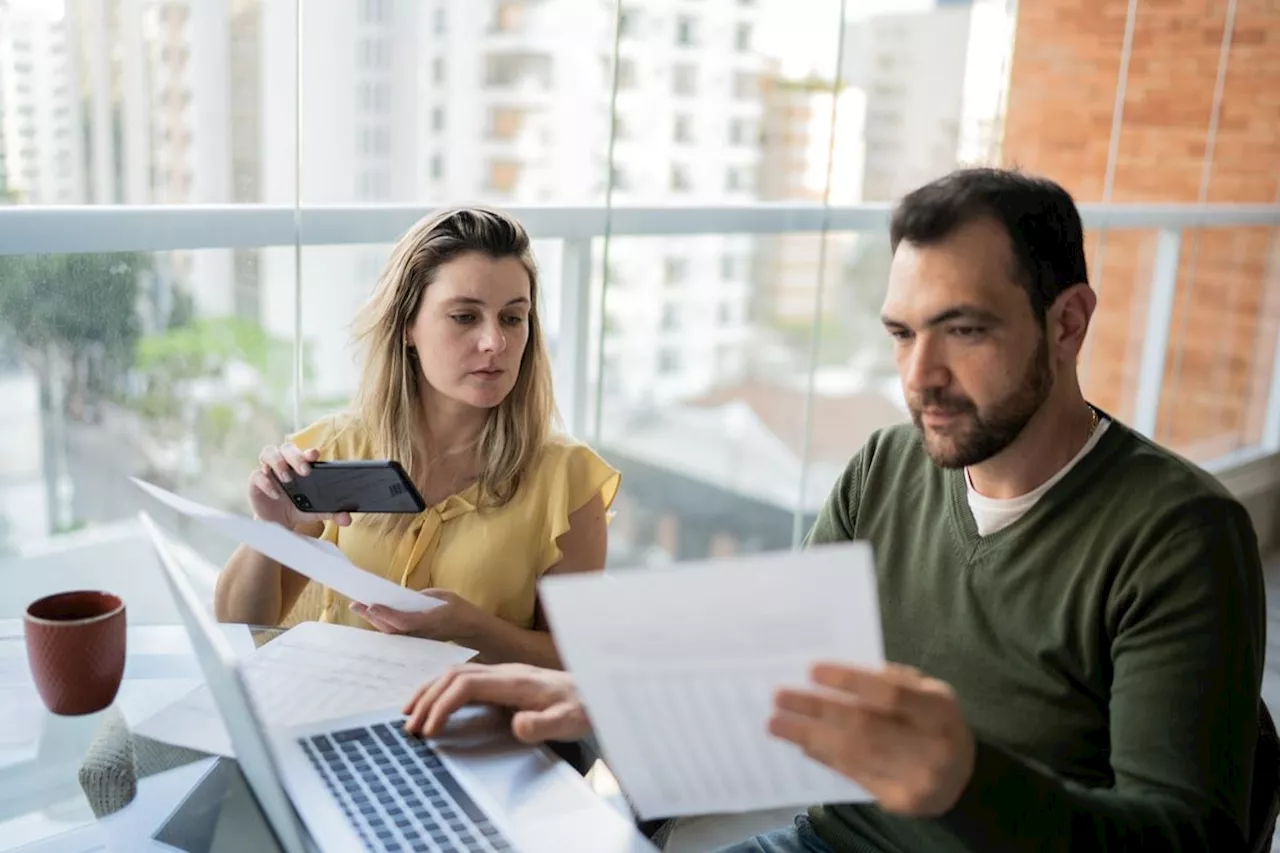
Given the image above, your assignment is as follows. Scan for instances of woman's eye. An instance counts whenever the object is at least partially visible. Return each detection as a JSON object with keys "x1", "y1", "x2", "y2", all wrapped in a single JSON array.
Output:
[
  {"x1": 502, "y1": 314, "x2": 526, "y2": 327},
  {"x1": 451, "y1": 313, "x2": 476, "y2": 325}
]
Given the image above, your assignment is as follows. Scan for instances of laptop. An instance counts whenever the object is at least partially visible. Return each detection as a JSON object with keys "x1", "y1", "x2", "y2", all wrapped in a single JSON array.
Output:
[{"x1": 141, "y1": 512, "x2": 654, "y2": 853}]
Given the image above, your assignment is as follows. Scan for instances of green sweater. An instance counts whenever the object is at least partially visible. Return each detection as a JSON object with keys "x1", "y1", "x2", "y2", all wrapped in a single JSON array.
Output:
[{"x1": 805, "y1": 419, "x2": 1265, "y2": 852}]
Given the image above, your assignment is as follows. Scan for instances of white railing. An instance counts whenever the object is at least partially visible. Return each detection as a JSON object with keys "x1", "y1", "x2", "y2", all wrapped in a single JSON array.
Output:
[{"x1": 2, "y1": 202, "x2": 1279, "y2": 468}]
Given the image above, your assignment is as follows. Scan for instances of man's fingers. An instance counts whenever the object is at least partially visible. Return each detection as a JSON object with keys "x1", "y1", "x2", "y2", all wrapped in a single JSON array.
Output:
[
  {"x1": 511, "y1": 702, "x2": 583, "y2": 744},
  {"x1": 810, "y1": 662, "x2": 943, "y2": 720}
]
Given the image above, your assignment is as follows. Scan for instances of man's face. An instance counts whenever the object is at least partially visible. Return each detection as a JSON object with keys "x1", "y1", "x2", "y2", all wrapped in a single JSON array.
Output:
[{"x1": 881, "y1": 218, "x2": 1053, "y2": 469}]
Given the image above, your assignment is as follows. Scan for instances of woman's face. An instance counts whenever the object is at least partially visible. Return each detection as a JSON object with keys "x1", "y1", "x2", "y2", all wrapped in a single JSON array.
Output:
[{"x1": 408, "y1": 251, "x2": 532, "y2": 411}]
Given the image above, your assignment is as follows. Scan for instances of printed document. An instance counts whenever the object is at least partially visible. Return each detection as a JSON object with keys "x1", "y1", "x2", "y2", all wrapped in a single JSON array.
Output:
[
  {"x1": 131, "y1": 477, "x2": 437, "y2": 613},
  {"x1": 136, "y1": 621, "x2": 475, "y2": 757},
  {"x1": 539, "y1": 542, "x2": 883, "y2": 819}
]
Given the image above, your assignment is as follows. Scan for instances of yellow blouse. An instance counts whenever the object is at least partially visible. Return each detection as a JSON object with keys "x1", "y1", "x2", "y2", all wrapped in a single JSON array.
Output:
[{"x1": 284, "y1": 414, "x2": 620, "y2": 631}]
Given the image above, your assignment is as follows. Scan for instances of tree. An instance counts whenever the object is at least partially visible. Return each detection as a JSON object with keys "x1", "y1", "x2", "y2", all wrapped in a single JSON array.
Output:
[
  {"x1": 0, "y1": 252, "x2": 146, "y2": 404},
  {"x1": 0, "y1": 252, "x2": 146, "y2": 531}
]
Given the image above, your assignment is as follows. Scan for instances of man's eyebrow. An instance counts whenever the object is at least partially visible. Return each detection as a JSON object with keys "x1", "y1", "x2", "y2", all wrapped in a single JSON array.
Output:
[{"x1": 880, "y1": 305, "x2": 1002, "y2": 328}]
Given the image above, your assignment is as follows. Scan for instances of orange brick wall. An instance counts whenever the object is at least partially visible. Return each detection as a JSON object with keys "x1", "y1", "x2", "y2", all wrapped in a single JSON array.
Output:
[{"x1": 1002, "y1": 0, "x2": 1280, "y2": 457}]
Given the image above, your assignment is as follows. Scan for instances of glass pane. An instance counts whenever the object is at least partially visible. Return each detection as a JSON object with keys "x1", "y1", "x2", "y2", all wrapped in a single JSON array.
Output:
[
  {"x1": 1080, "y1": 228, "x2": 1160, "y2": 427},
  {"x1": 0, "y1": 0, "x2": 268, "y2": 206},
  {"x1": 0, "y1": 249, "x2": 292, "y2": 565},
  {"x1": 297, "y1": 0, "x2": 611, "y2": 206},
  {"x1": 1159, "y1": 226, "x2": 1280, "y2": 461}
]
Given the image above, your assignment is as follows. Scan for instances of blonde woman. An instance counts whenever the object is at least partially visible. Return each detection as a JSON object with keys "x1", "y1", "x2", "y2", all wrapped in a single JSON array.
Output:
[{"x1": 214, "y1": 207, "x2": 618, "y2": 669}]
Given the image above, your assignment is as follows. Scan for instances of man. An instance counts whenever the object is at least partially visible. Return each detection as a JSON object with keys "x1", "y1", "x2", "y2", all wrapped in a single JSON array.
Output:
[{"x1": 401, "y1": 168, "x2": 1266, "y2": 851}]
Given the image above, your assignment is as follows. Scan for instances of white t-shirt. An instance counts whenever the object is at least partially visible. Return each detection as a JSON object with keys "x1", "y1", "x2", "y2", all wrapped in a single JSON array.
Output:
[{"x1": 966, "y1": 419, "x2": 1112, "y2": 537}]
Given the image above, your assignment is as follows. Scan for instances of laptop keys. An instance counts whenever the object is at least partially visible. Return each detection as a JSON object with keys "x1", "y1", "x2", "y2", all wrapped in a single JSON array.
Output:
[{"x1": 304, "y1": 722, "x2": 515, "y2": 852}]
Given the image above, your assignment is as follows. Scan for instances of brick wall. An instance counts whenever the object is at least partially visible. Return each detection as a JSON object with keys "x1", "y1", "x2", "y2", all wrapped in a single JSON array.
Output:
[{"x1": 1002, "y1": 0, "x2": 1280, "y2": 457}]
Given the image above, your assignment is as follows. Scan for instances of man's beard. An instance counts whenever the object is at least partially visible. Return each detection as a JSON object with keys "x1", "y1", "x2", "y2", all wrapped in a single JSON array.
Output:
[{"x1": 909, "y1": 336, "x2": 1053, "y2": 469}]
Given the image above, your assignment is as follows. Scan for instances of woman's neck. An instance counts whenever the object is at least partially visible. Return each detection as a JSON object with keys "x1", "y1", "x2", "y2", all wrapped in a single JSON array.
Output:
[{"x1": 421, "y1": 396, "x2": 487, "y2": 460}]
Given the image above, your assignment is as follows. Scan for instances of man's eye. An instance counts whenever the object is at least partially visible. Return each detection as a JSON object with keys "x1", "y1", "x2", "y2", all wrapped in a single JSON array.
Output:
[
  {"x1": 886, "y1": 328, "x2": 913, "y2": 341},
  {"x1": 950, "y1": 326, "x2": 984, "y2": 338}
]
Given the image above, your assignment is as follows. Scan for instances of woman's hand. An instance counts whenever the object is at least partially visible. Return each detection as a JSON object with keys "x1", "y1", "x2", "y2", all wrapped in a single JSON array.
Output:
[
  {"x1": 350, "y1": 590, "x2": 488, "y2": 645},
  {"x1": 402, "y1": 663, "x2": 591, "y2": 743},
  {"x1": 249, "y1": 443, "x2": 351, "y2": 530}
]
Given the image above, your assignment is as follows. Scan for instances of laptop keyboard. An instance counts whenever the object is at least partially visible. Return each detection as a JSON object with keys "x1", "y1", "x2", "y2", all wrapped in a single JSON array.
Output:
[{"x1": 301, "y1": 720, "x2": 515, "y2": 853}]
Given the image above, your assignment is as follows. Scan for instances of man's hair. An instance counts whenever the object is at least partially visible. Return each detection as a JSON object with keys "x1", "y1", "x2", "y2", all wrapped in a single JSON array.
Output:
[{"x1": 889, "y1": 168, "x2": 1088, "y2": 320}]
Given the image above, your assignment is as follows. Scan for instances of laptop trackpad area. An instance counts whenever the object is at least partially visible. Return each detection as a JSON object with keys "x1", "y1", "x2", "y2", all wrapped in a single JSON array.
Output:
[{"x1": 440, "y1": 741, "x2": 597, "y2": 820}]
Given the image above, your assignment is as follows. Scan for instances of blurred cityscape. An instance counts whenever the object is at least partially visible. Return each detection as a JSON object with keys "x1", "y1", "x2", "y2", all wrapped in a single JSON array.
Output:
[{"x1": 0, "y1": 0, "x2": 1017, "y2": 566}]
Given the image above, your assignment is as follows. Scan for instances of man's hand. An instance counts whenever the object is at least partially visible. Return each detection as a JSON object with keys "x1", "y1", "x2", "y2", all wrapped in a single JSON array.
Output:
[
  {"x1": 402, "y1": 663, "x2": 591, "y2": 744},
  {"x1": 771, "y1": 662, "x2": 975, "y2": 817}
]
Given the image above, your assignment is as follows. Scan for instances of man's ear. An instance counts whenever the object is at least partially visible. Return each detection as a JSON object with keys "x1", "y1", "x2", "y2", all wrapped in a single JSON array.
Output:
[{"x1": 1050, "y1": 283, "x2": 1096, "y2": 360}]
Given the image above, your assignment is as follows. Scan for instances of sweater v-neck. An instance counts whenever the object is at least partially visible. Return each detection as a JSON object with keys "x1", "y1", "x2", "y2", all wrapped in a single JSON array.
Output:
[{"x1": 945, "y1": 408, "x2": 1131, "y2": 554}]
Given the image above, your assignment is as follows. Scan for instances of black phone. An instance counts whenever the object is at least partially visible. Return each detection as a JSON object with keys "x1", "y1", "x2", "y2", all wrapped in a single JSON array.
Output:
[{"x1": 275, "y1": 460, "x2": 426, "y2": 514}]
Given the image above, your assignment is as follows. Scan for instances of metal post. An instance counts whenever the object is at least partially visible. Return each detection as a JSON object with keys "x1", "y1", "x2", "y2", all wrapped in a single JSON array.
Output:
[
  {"x1": 1132, "y1": 229, "x2": 1182, "y2": 438},
  {"x1": 557, "y1": 238, "x2": 594, "y2": 439}
]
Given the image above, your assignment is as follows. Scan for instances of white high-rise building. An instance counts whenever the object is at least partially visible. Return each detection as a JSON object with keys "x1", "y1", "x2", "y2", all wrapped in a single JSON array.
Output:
[
  {"x1": 258, "y1": 0, "x2": 766, "y2": 411},
  {"x1": 0, "y1": 0, "x2": 83, "y2": 203},
  {"x1": 840, "y1": 1, "x2": 973, "y2": 201}
]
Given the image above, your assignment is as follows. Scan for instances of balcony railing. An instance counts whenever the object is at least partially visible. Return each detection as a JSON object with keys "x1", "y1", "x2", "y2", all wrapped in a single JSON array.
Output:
[{"x1": 1, "y1": 200, "x2": 1278, "y2": 476}]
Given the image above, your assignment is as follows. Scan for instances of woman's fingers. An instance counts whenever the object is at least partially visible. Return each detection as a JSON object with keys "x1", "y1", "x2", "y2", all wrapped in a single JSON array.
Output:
[
  {"x1": 280, "y1": 443, "x2": 313, "y2": 477},
  {"x1": 249, "y1": 469, "x2": 282, "y2": 501}
]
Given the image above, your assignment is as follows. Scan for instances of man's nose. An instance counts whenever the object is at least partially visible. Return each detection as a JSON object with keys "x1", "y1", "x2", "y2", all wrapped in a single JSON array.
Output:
[{"x1": 904, "y1": 334, "x2": 949, "y2": 392}]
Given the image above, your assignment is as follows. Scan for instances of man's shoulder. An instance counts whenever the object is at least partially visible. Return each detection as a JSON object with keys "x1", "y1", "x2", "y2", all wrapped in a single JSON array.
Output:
[
  {"x1": 855, "y1": 421, "x2": 934, "y2": 479},
  {"x1": 1104, "y1": 424, "x2": 1239, "y2": 515}
]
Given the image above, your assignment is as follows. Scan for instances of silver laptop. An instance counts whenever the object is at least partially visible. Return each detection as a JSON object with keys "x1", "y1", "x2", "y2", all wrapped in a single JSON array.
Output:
[{"x1": 141, "y1": 512, "x2": 654, "y2": 853}]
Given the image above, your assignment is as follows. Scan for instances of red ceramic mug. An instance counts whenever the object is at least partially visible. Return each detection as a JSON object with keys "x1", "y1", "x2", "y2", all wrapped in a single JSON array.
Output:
[{"x1": 24, "y1": 590, "x2": 127, "y2": 716}]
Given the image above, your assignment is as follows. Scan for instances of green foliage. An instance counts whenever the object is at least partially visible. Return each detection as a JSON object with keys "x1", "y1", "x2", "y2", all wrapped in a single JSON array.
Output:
[{"x1": 0, "y1": 253, "x2": 145, "y2": 368}]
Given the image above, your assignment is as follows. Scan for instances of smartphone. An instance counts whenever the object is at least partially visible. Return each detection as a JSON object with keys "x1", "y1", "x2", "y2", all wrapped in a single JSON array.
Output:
[{"x1": 275, "y1": 460, "x2": 426, "y2": 514}]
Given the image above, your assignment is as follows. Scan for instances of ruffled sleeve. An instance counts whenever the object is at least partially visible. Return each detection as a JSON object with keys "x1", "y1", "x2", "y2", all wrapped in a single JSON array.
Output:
[{"x1": 536, "y1": 440, "x2": 621, "y2": 574}]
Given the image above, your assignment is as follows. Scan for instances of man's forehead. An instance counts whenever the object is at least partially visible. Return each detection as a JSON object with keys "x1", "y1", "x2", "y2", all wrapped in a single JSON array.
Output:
[{"x1": 882, "y1": 227, "x2": 1024, "y2": 322}]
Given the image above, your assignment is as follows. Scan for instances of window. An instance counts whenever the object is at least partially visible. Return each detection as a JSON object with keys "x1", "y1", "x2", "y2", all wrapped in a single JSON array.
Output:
[
  {"x1": 658, "y1": 349, "x2": 681, "y2": 374},
  {"x1": 610, "y1": 165, "x2": 630, "y2": 191},
  {"x1": 735, "y1": 22, "x2": 752, "y2": 52},
  {"x1": 721, "y1": 255, "x2": 736, "y2": 279},
  {"x1": 489, "y1": 107, "x2": 523, "y2": 140},
  {"x1": 434, "y1": 6, "x2": 447, "y2": 35},
  {"x1": 432, "y1": 107, "x2": 445, "y2": 132},
  {"x1": 718, "y1": 302, "x2": 734, "y2": 325},
  {"x1": 725, "y1": 167, "x2": 754, "y2": 193},
  {"x1": 669, "y1": 164, "x2": 691, "y2": 193},
  {"x1": 672, "y1": 64, "x2": 697, "y2": 96},
  {"x1": 432, "y1": 57, "x2": 446, "y2": 84},
  {"x1": 492, "y1": 1, "x2": 523, "y2": 32},
  {"x1": 431, "y1": 155, "x2": 445, "y2": 181},
  {"x1": 729, "y1": 118, "x2": 749, "y2": 145},
  {"x1": 617, "y1": 58, "x2": 637, "y2": 89},
  {"x1": 675, "y1": 16, "x2": 697, "y2": 46},
  {"x1": 726, "y1": 168, "x2": 740, "y2": 192},
  {"x1": 733, "y1": 72, "x2": 758, "y2": 99},
  {"x1": 664, "y1": 257, "x2": 689, "y2": 283},
  {"x1": 661, "y1": 304, "x2": 680, "y2": 331},
  {"x1": 361, "y1": 0, "x2": 388, "y2": 24},
  {"x1": 618, "y1": 7, "x2": 638, "y2": 38},
  {"x1": 488, "y1": 160, "x2": 520, "y2": 192},
  {"x1": 673, "y1": 114, "x2": 693, "y2": 143}
]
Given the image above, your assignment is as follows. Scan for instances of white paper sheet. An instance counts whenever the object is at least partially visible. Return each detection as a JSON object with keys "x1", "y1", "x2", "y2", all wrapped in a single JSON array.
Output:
[
  {"x1": 539, "y1": 542, "x2": 884, "y2": 820},
  {"x1": 135, "y1": 621, "x2": 476, "y2": 757},
  {"x1": 131, "y1": 478, "x2": 438, "y2": 613}
]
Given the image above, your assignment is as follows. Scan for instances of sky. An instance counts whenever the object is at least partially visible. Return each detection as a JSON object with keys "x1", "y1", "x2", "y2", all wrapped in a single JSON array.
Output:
[{"x1": 755, "y1": 0, "x2": 936, "y2": 79}]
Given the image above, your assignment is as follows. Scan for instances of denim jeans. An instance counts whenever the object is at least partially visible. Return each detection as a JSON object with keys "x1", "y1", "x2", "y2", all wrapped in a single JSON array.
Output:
[{"x1": 710, "y1": 815, "x2": 835, "y2": 853}]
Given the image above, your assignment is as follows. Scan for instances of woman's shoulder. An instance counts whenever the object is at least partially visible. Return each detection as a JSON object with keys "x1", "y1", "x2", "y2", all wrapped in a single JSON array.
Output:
[
  {"x1": 526, "y1": 434, "x2": 620, "y2": 505},
  {"x1": 286, "y1": 411, "x2": 374, "y2": 460}
]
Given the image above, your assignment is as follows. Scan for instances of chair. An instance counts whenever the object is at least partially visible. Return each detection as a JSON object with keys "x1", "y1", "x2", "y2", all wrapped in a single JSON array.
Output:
[{"x1": 1250, "y1": 701, "x2": 1280, "y2": 853}]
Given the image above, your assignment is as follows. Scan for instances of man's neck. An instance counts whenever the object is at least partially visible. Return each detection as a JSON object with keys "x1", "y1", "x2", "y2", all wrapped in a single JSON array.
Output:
[{"x1": 966, "y1": 395, "x2": 1096, "y2": 500}]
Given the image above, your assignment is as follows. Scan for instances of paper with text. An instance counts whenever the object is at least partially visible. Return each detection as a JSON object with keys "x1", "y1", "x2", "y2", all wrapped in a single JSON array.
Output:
[
  {"x1": 131, "y1": 477, "x2": 438, "y2": 613},
  {"x1": 136, "y1": 621, "x2": 476, "y2": 757},
  {"x1": 540, "y1": 542, "x2": 883, "y2": 819}
]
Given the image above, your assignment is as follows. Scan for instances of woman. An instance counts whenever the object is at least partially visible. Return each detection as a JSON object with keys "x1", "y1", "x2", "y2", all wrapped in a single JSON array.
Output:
[{"x1": 214, "y1": 206, "x2": 619, "y2": 669}]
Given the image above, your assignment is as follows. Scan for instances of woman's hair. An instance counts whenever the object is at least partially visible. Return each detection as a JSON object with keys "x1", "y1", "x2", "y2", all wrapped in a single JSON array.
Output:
[{"x1": 350, "y1": 206, "x2": 557, "y2": 521}]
